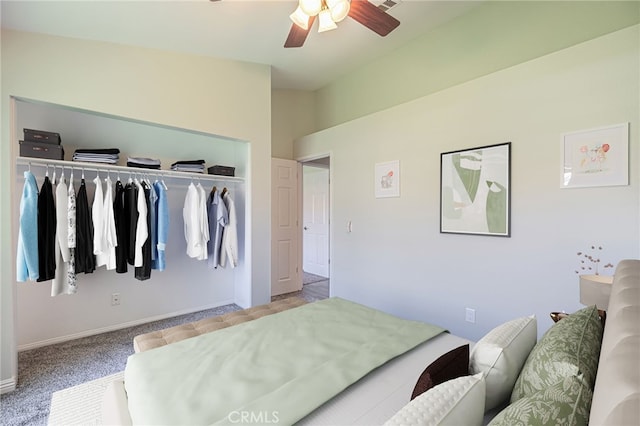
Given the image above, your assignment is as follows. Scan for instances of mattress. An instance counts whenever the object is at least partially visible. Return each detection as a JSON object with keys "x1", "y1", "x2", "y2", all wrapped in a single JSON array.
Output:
[{"x1": 102, "y1": 332, "x2": 471, "y2": 425}]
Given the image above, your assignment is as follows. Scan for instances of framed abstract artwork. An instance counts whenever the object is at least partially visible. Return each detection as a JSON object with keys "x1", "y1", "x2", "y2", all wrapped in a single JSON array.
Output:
[
  {"x1": 440, "y1": 142, "x2": 511, "y2": 237},
  {"x1": 561, "y1": 123, "x2": 629, "y2": 188},
  {"x1": 375, "y1": 160, "x2": 400, "y2": 198}
]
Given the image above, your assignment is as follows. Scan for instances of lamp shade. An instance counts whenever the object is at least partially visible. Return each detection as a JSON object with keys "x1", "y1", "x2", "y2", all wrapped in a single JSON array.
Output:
[
  {"x1": 290, "y1": 6, "x2": 311, "y2": 30},
  {"x1": 579, "y1": 274, "x2": 613, "y2": 310},
  {"x1": 326, "y1": 0, "x2": 350, "y2": 22},
  {"x1": 317, "y1": 8, "x2": 338, "y2": 32},
  {"x1": 299, "y1": 0, "x2": 322, "y2": 16}
]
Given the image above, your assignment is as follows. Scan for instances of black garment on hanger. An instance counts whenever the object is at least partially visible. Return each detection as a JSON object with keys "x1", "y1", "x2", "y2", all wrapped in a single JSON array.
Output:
[
  {"x1": 75, "y1": 178, "x2": 95, "y2": 274},
  {"x1": 37, "y1": 176, "x2": 56, "y2": 282},
  {"x1": 124, "y1": 182, "x2": 138, "y2": 266},
  {"x1": 135, "y1": 181, "x2": 152, "y2": 281},
  {"x1": 113, "y1": 180, "x2": 128, "y2": 273}
]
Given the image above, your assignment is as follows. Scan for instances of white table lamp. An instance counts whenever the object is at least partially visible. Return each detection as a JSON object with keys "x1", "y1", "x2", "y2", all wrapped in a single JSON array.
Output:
[{"x1": 579, "y1": 274, "x2": 614, "y2": 310}]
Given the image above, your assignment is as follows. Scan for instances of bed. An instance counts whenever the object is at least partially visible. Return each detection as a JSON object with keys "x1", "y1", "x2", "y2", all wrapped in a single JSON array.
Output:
[{"x1": 102, "y1": 259, "x2": 639, "y2": 425}]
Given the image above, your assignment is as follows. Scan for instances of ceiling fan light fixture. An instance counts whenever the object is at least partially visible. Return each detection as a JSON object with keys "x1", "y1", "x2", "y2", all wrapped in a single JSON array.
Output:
[
  {"x1": 299, "y1": 0, "x2": 322, "y2": 17},
  {"x1": 289, "y1": 6, "x2": 310, "y2": 30},
  {"x1": 326, "y1": 0, "x2": 350, "y2": 22},
  {"x1": 317, "y1": 7, "x2": 338, "y2": 32}
]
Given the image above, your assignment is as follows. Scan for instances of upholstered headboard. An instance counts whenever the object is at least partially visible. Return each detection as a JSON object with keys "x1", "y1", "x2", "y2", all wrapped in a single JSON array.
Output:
[{"x1": 589, "y1": 259, "x2": 640, "y2": 425}]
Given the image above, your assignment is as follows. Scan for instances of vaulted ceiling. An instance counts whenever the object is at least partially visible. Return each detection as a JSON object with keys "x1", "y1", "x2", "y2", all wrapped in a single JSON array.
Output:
[{"x1": 0, "y1": 0, "x2": 482, "y2": 91}]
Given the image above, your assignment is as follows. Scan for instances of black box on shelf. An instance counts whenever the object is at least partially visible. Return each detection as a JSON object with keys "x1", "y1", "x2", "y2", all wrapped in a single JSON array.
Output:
[
  {"x1": 19, "y1": 140, "x2": 64, "y2": 160},
  {"x1": 23, "y1": 128, "x2": 61, "y2": 145},
  {"x1": 208, "y1": 165, "x2": 235, "y2": 177}
]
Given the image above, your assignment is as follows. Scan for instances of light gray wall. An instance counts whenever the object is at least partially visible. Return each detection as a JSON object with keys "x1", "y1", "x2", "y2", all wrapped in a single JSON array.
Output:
[
  {"x1": 295, "y1": 25, "x2": 640, "y2": 341},
  {"x1": 1, "y1": 30, "x2": 272, "y2": 389},
  {"x1": 271, "y1": 89, "x2": 316, "y2": 160}
]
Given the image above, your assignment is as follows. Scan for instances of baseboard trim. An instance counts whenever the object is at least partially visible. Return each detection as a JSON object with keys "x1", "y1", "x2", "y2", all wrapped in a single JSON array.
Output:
[
  {"x1": 1, "y1": 376, "x2": 17, "y2": 394},
  {"x1": 17, "y1": 299, "x2": 236, "y2": 352}
]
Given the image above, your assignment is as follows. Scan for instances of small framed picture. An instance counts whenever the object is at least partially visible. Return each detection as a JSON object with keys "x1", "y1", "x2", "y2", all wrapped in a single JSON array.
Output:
[
  {"x1": 561, "y1": 123, "x2": 629, "y2": 188},
  {"x1": 375, "y1": 160, "x2": 400, "y2": 198},
  {"x1": 440, "y1": 142, "x2": 511, "y2": 237}
]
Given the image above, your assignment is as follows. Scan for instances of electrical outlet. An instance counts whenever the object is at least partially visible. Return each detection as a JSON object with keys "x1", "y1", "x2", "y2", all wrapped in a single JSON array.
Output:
[
  {"x1": 465, "y1": 307, "x2": 476, "y2": 323},
  {"x1": 111, "y1": 293, "x2": 121, "y2": 306}
]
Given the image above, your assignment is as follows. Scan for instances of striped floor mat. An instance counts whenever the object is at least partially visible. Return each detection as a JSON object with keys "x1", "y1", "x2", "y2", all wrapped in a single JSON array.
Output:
[{"x1": 48, "y1": 371, "x2": 124, "y2": 425}]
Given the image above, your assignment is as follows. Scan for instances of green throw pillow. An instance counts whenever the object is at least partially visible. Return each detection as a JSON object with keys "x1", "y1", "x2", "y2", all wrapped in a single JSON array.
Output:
[
  {"x1": 489, "y1": 375, "x2": 593, "y2": 426},
  {"x1": 510, "y1": 305, "x2": 602, "y2": 403}
]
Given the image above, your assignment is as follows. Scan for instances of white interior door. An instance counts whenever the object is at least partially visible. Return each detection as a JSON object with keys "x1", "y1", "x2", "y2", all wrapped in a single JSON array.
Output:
[
  {"x1": 271, "y1": 158, "x2": 301, "y2": 296},
  {"x1": 303, "y1": 165, "x2": 329, "y2": 277}
]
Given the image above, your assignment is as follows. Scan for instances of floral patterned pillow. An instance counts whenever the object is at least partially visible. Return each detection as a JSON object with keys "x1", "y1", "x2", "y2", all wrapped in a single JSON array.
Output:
[
  {"x1": 510, "y1": 305, "x2": 603, "y2": 403},
  {"x1": 489, "y1": 375, "x2": 593, "y2": 426}
]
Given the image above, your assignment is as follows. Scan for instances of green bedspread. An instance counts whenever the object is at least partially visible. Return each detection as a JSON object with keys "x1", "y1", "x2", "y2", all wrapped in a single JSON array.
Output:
[{"x1": 124, "y1": 297, "x2": 444, "y2": 425}]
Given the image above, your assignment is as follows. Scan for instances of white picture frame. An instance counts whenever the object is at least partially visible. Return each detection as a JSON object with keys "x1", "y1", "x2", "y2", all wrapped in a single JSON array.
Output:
[
  {"x1": 561, "y1": 123, "x2": 629, "y2": 188},
  {"x1": 375, "y1": 160, "x2": 400, "y2": 198}
]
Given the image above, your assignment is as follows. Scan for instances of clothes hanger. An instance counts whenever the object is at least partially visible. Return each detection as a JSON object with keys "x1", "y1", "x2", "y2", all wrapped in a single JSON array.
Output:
[
  {"x1": 210, "y1": 185, "x2": 217, "y2": 196},
  {"x1": 221, "y1": 187, "x2": 228, "y2": 198}
]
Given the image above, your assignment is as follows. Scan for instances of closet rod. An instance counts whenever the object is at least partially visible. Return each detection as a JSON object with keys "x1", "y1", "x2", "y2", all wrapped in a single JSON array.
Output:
[{"x1": 16, "y1": 156, "x2": 244, "y2": 184}]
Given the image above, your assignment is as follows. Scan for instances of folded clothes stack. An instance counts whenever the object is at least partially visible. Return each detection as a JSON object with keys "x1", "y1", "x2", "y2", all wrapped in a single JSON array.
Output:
[
  {"x1": 127, "y1": 157, "x2": 162, "y2": 169},
  {"x1": 73, "y1": 148, "x2": 120, "y2": 164},
  {"x1": 171, "y1": 159, "x2": 206, "y2": 173}
]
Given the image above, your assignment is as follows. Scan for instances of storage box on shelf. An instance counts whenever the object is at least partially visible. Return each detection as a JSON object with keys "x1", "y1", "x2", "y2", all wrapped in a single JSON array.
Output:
[{"x1": 19, "y1": 128, "x2": 65, "y2": 160}]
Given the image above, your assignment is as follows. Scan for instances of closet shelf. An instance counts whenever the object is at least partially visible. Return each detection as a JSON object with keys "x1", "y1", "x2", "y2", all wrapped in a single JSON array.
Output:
[{"x1": 16, "y1": 156, "x2": 244, "y2": 183}]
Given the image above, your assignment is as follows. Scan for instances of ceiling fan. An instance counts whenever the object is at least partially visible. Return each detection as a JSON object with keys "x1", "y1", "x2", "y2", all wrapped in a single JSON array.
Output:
[{"x1": 284, "y1": 0, "x2": 400, "y2": 48}]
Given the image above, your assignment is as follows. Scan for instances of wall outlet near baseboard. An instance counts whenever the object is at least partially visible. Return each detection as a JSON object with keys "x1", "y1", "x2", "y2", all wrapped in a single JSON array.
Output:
[
  {"x1": 465, "y1": 307, "x2": 476, "y2": 323},
  {"x1": 111, "y1": 293, "x2": 121, "y2": 306}
]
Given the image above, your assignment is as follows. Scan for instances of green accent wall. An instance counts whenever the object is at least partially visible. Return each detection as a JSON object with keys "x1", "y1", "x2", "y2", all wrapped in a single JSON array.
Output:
[{"x1": 315, "y1": 1, "x2": 640, "y2": 130}]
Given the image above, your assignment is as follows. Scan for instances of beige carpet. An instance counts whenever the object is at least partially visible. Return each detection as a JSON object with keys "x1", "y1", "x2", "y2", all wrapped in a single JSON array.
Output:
[{"x1": 48, "y1": 371, "x2": 124, "y2": 426}]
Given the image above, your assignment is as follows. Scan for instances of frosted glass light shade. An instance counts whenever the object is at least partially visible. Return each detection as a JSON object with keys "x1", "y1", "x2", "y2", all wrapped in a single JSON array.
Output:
[
  {"x1": 317, "y1": 8, "x2": 337, "y2": 32},
  {"x1": 290, "y1": 6, "x2": 310, "y2": 30},
  {"x1": 579, "y1": 274, "x2": 613, "y2": 310},
  {"x1": 327, "y1": 0, "x2": 350, "y2": 22},
  {"x1": 299, "y1": 0, "x2": 322, "y2": 16}
]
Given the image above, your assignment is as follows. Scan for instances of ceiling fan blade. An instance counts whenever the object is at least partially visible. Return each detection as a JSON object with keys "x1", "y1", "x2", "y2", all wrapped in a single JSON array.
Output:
[
  {"x1": 284, "y1": 16, "x2": 317, "y2": 48},
  {"x1": 348, "y1": 0, "x2": 400, "y2": 37}
]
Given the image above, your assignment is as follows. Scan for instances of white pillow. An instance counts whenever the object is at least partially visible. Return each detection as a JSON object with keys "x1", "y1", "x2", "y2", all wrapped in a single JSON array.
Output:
[
  {"x1": 469, "y1": 315, "x2": 537, "y2": 411},
  {"x1": 385, "y1": 373, "x2": 485, "y2": 426}
]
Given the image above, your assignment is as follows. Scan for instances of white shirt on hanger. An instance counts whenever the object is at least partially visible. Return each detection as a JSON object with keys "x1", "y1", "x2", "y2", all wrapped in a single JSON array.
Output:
[
  {"x1": 184, "y1": 182, "x2": 201, "y2": 259},
  {"x1": 92, "y1": 175, "x2": 106, "y2": 267},
  {"x1": 52, "y1": 175, "x2": 73, "y2": 296},
  {"x1": 102, "y1": 176, "x2": 118, "y2": 270},
  {"x1": 196, "y1": 182, "x2": 209, "y2": 261},
  {"x1": 134, "y1": 178, "x2": 148, "y2": 268}
]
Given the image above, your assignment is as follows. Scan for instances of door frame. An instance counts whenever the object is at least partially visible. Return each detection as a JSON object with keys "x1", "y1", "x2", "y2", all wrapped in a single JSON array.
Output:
[{"x1": 296, "y1": 152, "x2": 332, "y2": 291}]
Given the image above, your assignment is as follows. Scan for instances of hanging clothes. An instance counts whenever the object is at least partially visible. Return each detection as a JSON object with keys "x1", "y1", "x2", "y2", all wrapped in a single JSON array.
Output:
[
  {"x1": 114, "y1": 179, "x2": 128, "y2": 273},
  {"x1": 75, "y1": 178, "x2": 95, "y2": 274},
  {"x1": 152, "y1": 180, "x2": 169, "y2": 271},
  {"x1": 207, "y1": 187, "x2": 228, "y2": 269},
  {"x1": 17, "y1": 170, "x2": 39, "y2": 282},
  {"x1": 102, "y1": 176, "x2": 118, "y2": 270},
  {"x1": 148, "y1": 181, "x2": 158, "y2": 264},
  {"x1": 183, "y1": 182, "x2": 209, "y2": 260},
  {"x1": 67, "y1": 176, "x2": 77, "y2": 289},
  {"x1": 37, "y1": 175, "x2": 56, "y2": 282},
  {"x1": 125, "y1": 181, "x2": 138, "y2": 266},
  {"x1": 220, "y1": 191, "x2": 238, "y2": 269},
  {"x1": 135, "y1": 181, "x2": 152, "y2": 281},
  {"x1": 52, "y1": 173, "x2": 75, "y2": 296},
  {"x1": 133, "y1": 178, "x2": 148, "y2": 268},
  {"x1": 92, "y1": 175, "x2": 106, "y2": 268},
  {"x1": 196, "y1": 183, "x2": 209, "y2": 261}
]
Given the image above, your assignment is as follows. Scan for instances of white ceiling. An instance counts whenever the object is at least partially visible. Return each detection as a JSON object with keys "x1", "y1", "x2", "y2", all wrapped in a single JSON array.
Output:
[{"x1": 1, "y1": 0, "x2": 482, "y2": 91}]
